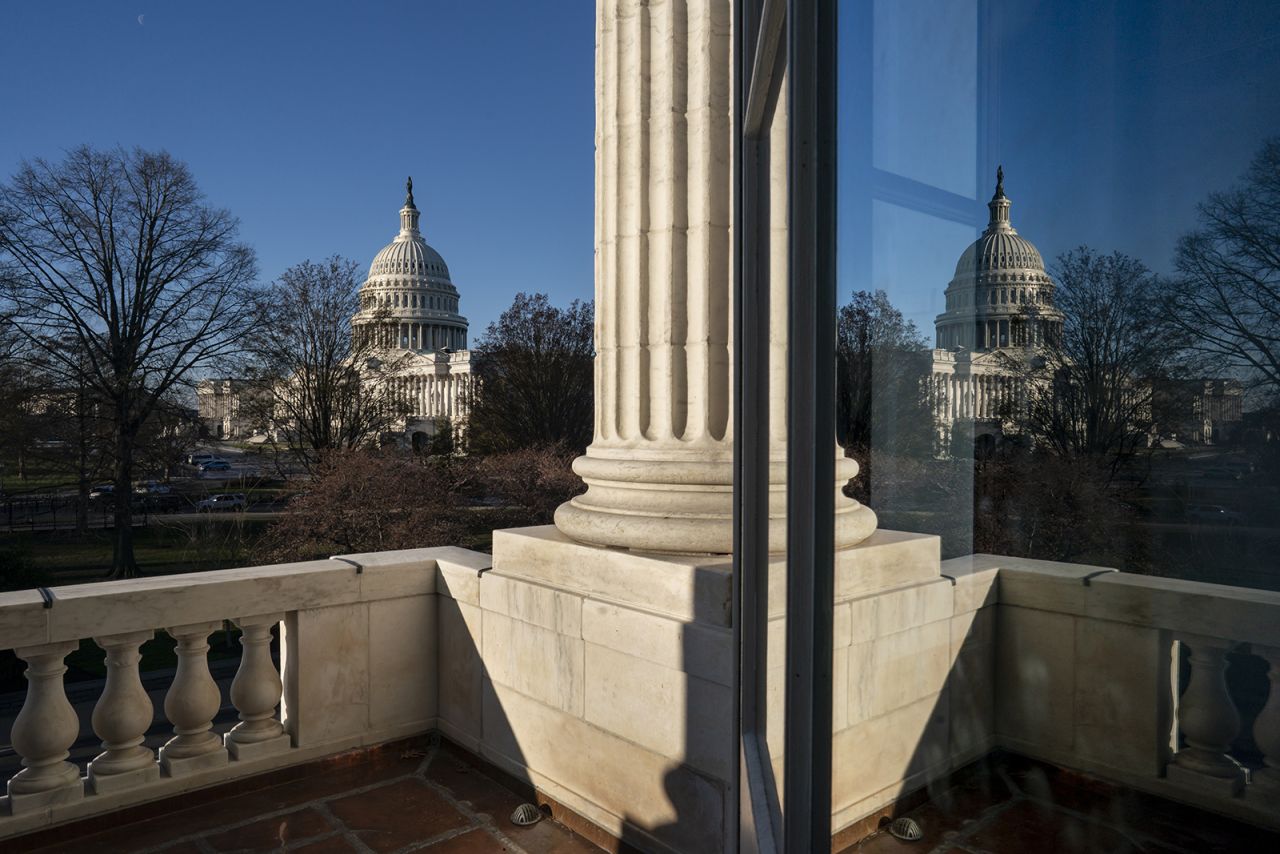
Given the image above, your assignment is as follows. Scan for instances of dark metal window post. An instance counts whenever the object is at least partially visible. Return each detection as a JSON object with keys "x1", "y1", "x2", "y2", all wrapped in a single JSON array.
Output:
[{"x1": 734, "y1": 0, "x2": 837, "y2": 850}]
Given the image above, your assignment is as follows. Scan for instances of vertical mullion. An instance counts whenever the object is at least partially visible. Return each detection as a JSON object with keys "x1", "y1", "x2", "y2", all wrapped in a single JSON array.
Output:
[
  {"x1": 736, "y1": 0, "x2": 783, "y2": 851},
  {"x1": 785, "y1": 0, "x2": 836, "y2": 851}
]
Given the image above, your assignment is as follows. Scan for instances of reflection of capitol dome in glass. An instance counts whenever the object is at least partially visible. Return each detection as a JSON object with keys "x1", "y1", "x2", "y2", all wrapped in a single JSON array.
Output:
[
  {"x1": 953, "y1": 223, "x2": 1045, "y2": 277},
  {"x1": 353, "y1": 178, "x2": 469, "y2": 352},
  {"x1": 934, "y1": 167, "x2": 1063, "y2": 352}
]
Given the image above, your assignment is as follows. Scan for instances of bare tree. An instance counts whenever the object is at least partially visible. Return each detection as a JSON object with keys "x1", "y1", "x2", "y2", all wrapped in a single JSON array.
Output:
[
  {"x1": 245, "y1": 256, "x2": 409, "y2": 472},
  {"x1": 836, "y1": 289, "x2": 933, "y2": 461},
  {"x1": 1008, "y1": 247, "x2": 1183, "y2": 466},
  {"x1": 1166, "y1": 138, "x2": 1280, "y2": 397},
  {"x1": 254, "y1": 450, "x2": 471, "y2": 563},
  {"x1": 465, "y1": 292, "x2": 594, "y2": 454},
  {"x1": 0, "y1": 146, "x2": 257, "y2": 577}
]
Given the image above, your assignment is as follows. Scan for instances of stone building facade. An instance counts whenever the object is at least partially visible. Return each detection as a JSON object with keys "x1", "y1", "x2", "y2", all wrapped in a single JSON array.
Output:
[{"x1": 195, "y1": 378, "x2": 270, "y2": 440}]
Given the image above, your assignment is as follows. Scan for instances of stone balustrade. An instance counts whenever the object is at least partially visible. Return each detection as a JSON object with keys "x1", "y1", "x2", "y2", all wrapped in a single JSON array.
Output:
[
  {"x1": 0, "y1": 547, "x2": 488, "y2": 840},
  {"x1": 976, "y1": 554, "x2": 1280, "y2": 828},
  {"x1": 2, "y1": 540, "x2": 1278, "y2": 846}
]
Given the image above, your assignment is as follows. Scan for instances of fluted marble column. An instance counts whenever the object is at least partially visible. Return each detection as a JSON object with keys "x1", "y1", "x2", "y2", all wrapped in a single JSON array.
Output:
[{"x1": 556, "y1": 0, "x2": 875, "y2": 554}]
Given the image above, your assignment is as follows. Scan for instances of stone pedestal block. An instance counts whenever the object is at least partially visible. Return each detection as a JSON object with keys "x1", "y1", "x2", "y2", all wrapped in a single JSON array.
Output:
[
  {"x1": 225, "y1": 732, "x2": 292, "y2": 762},
  {"x1": 1165, "y1": 761, "x2": 1244, "y2": 798},
  {"x1": 88, "y1": 763, "x2": 159, "y2": 796}
]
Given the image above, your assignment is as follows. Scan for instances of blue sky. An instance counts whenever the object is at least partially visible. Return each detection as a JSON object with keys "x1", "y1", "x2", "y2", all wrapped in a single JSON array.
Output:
[
  {"x1": 843, "y1": 0, "x2": 1280, "y2": 339},
  {"x1": 1, "y1": 1, "x2": 595, "y2": 338},
  {"x1": 3, "y1": 2, "x2": 1279, "y2": 343}
]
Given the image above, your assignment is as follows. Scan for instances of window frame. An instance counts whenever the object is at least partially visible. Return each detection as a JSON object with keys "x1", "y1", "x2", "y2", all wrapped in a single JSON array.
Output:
[{"x1": 733, "y1": 0, "x2": 838, "y2": 850}]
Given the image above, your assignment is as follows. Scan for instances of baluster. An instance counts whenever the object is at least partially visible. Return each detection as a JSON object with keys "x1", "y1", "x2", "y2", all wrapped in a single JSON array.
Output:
[
  {"x1": 7, "y1": 641, "x2": 84, "y2": 812},
  {"x1": 1251, "y1": 645, "x2": 1280, "y2": 793},
  {"x1": 88, "y1": 630, "x2": 160, "y2": 793},
  {"x1": 1168, "y1": 634, "x2": 1244, "y2": 795},
  {"x1": 159, "y1": 621, "x2": 229, "y2": 776},
  {"x1": 225, "y1": 614, "x2": 291, "y2": 760}
]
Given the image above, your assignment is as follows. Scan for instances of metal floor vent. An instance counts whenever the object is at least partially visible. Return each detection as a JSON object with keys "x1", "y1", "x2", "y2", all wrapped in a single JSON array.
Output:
[
  {"x1": 889, "y1": 816, "x2": 923, "y2": 841},
  {"x1": 511, "y1": 803, "x2": 543, "y2": 826}
]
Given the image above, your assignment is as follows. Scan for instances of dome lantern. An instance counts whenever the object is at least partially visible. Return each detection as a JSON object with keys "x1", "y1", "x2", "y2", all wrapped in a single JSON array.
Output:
[
  {"x1": 987, "y1": 164, "x2": 1012, "y2": 231},
  {"x1": 400, "y1": 175, "x2": 421, "y2": 236}
]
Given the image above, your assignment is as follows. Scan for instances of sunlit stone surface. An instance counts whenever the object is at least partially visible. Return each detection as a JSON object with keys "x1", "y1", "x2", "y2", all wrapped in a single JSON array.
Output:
[{"x1": 554, "y1": 0, "x2": 875, "y2": 554}]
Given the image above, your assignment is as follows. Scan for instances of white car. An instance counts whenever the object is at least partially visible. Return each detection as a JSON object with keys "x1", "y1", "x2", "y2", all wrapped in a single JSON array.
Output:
[{"x1": 197, "y1": 493, "x2": 246, "y2": 512}]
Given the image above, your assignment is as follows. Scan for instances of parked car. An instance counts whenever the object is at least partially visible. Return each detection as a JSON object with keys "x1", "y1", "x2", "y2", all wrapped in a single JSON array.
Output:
[
  {"x1": 197, "y1": 493, "x2": 246, "y2": 512},
  {"x1": 198, "y1": 459, "x2": 231, "y2": 473},
  {"x1": 133, "y1": 480, "x2": 172, "y2": 495},
  {"x1": 88, "y1": 483, "x2": 114, "y2": 499},
  {"x1": 1186, "y1": 504, "x2": 1242, "y2": 524}
]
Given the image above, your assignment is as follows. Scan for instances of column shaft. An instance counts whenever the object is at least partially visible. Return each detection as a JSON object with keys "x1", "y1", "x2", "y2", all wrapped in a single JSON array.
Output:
[{"x1": 556, "y1": 0, "x2": 874, "y2": 554}]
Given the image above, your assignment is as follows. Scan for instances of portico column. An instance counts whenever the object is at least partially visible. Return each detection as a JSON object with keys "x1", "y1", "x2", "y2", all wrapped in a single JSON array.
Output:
[{"x1": 555, "y1": 0, "x2": 875, "y2": 554}]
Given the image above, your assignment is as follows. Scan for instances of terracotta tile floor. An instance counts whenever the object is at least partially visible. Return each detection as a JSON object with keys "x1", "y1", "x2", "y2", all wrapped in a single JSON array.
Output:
[
  {"x1": 841, "y1": 753, "x2": 1280, "y2": 854},
  {"x1": 14, "y1": 736, "x2": 604, "y2": 854},
  {"x1": 11, "y1": 740, "x2": 1279, "y2": 854}
]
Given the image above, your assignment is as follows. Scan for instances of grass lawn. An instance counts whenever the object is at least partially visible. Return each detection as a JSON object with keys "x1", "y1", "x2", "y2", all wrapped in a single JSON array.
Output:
[{"x1": 1, "y1": 518, "x2": 271, "y2": 583}]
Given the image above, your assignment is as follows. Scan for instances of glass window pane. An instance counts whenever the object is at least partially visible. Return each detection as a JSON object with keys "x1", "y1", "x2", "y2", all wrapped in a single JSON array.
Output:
[{"x1": 834, "y1": 0, "x2": 1280, "y2": 850}]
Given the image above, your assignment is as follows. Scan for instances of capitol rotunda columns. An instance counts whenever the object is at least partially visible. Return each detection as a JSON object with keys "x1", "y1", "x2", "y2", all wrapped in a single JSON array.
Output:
[{"x1": 555, "y1": 0, "x2": 876, "y2": 554}]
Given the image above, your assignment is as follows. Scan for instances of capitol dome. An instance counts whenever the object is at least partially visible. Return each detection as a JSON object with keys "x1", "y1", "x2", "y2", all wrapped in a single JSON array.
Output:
[
  {"x1": 353, "y1": 178, "x2": 469, "y2": 353},
  {"x1": 934, "y1": 167, "x2": 1063, "y2": 352},
  {"x1": 368, "y1": 233, "x2": 451, "y2": 282}
]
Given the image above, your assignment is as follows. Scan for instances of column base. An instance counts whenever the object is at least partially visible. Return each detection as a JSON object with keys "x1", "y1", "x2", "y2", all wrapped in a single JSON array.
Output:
[
  {"x1": 226, "y1": 731, "x2": 292, "y2": 762},
  {"x1": 555, "y1": 450, "x2": 877, "y2": 554}
]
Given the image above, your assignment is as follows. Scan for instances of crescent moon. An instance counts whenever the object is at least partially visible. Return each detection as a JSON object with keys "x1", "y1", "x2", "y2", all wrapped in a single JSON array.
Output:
[{"x1": 137, "y1": 14, "x2": 145, "y2": 25}]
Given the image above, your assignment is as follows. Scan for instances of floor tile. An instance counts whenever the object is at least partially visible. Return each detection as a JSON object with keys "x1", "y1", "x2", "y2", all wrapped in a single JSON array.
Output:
[
  {"x1": 964, "y1": 800, "x2": 1145, "y2": 853},
  {"x1": 421, "y1": 828, "x2": 515, "y2": 851},
  {"x1": 203, "y1": 807, "x2": 333, "y2": 851},
  {"x1": 154, "y1": 843, "x2": 206, "y2": 854},
  {"x1": 425, "y1": 751, "x2": 604, "y2": 853},
  {"x1": 290, "y1": 834, "x2": 361, "y2": 853},
  {"x1": 327, "y1": 777, "x2": 472, "y2": 852}
]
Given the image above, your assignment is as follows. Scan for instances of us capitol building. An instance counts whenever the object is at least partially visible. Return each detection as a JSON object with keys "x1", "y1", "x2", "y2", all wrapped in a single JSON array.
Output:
[
  {"x1": 928, "y1": 169, "x2": 1064, "y2": 453},
  {"x1": 198, "y1": 179, "x2": 472, "y2": 446},
  {"x1": 352, "y1": 178, "x2": 472, "y2": 448}
]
